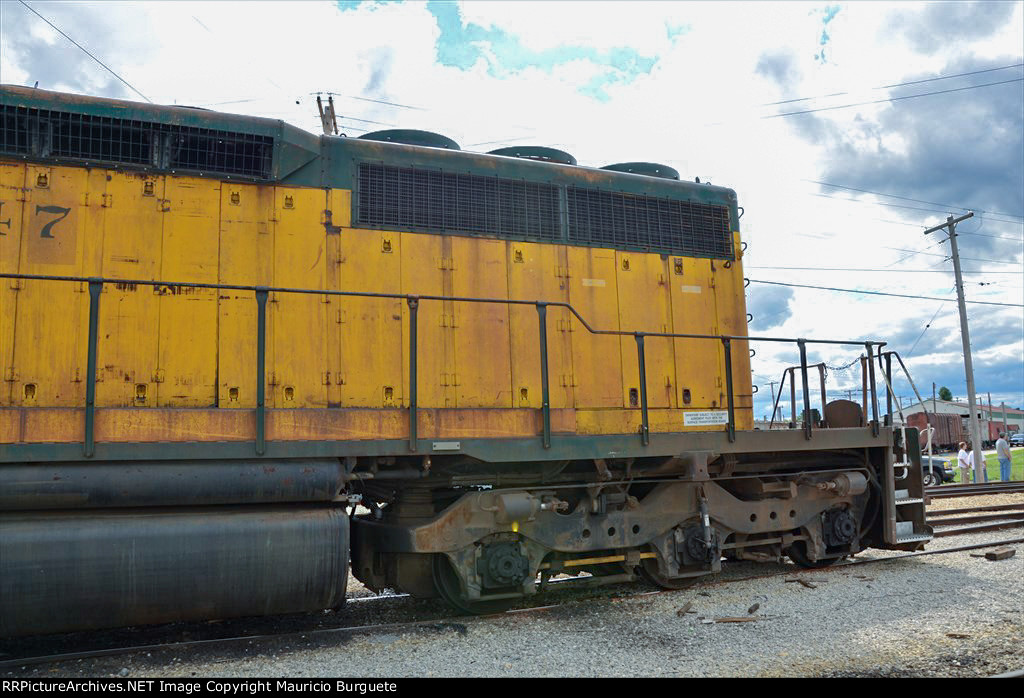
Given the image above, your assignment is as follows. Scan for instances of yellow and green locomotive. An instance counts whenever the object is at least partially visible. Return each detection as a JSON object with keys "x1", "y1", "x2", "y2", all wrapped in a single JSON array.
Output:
[{"x1": 0, "y1": 86, "x2": 930, "y2": 633}]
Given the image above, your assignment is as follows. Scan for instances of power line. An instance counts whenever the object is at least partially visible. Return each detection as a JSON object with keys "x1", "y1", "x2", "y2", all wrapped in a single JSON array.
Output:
[
  {"x1": 466, "y1": 135, "x2": 536, "y2": 148},
  {"x1": 761, "y1": 61, "x2": 1024, "y2": 107},
  {"x1": 807, "y1": 179, "x2": 1024, "y2": 221},
  {"x1": 959, "y1": 229, "x2": 1024, "y2": 242},
  {"x1": 883, "y1": 240, "x2": 949, "y2": 267},
  {"x1": 747, "y1": 266, "x2": 1023, "y2": 275},
  {"x1": 746, "y1": 279, "x2": 1024, "y2": 307},
  {"x1": 882, "y1": 246, "x2": 1021, "y2": 266},
  {"x1": 17, "y1": 0, "x2": 152, "y2": 104},
  {"x1": 907, "y1": 288, "x2": 956, "y2": 357},
  {"x1": 809, "y1": 192, "x2": 1024, "y2": 229},
  {"x1": 907, "y1": 305, "x2": 947, "y2": 356},
  {"x1": 334, "y1": 115, "x2": 399, "y2": 127},
  {"x1": 763, "y1": 77, "x2": 1023, "y2": 119},
  {"x1": 313, "y1": 92, "x2": 429, "y2": 112}
]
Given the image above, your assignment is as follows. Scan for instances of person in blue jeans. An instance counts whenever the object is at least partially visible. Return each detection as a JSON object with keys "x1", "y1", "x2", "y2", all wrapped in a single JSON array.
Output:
[{"x1": 995, "y1": 432, "x2": 1013, "y2": 481}]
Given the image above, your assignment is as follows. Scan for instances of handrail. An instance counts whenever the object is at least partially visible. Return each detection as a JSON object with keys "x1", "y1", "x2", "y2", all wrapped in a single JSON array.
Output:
[
  {"x1": 0, "y1": 272, "x2": 886, "y2": 456},
  {"x1": 768, "y1": 361, "x2": 829, "y2": 432}
]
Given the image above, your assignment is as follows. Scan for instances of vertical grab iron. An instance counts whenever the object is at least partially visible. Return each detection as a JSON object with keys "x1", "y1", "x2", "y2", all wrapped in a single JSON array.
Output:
[
  {"x1": 884, "y1": 352, "x2": 893, "y2": 426},
  {"x1": 723, "y1": 338, "x2": 735, "y2": 442},
  {"x1": 866, "y1": 343, "x2": 879, "y2": 437},
  {"x1": 408, "y1": 297, "x2": 419, "y2": 452},
  {"x1": 83, "y1": 279, "x2": 102, "y2": 458},
  {"x1": 255, "y1": 288, "x2": 268, "y2": 456},
  {"x1": 798, "y1": 339, "x2": 812, "y2": 440},
  {"x1": 536, "y1": 302, "x2": 551, "y2": 449},
  {"x1": 635, "y1": 333, "x2": 649, "y2": 446}
]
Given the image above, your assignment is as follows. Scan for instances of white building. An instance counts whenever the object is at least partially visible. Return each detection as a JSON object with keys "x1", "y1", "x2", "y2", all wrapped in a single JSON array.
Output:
[{"x1": 897, "y1": 399, "x2": 1022, "y2": 436}]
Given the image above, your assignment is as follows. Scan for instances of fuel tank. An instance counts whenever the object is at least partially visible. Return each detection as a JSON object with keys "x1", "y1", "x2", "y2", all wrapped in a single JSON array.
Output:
[{"x1": 0, "y1": 505, "x2": 348, "y2": 636}]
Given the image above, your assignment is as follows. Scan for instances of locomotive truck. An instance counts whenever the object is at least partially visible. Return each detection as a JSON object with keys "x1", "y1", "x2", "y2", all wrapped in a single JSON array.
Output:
[{"x1": 0, "y1": 85, "x2": 931, "y2": 634}]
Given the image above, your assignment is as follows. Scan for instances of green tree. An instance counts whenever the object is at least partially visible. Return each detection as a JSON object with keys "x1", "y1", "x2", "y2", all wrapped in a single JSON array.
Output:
[{"x1": 938, "y1": 386, "x2": 953, "y2": 401}]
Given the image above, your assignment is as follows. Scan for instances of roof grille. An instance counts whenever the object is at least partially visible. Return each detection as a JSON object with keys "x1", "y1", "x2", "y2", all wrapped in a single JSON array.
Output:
[
  {"x1": 566, "y1": 187, "x2": 733, "y2": 259},
  {"x1": 357, "y1": 162, "x2": 561, "y2": 241},
  {"x1": 0, "y1": 105, "x2": 274, "y2": 179}
]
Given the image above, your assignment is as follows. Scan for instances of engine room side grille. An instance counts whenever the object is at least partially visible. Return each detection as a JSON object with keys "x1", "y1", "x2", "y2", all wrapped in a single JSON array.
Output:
[
  {"x1": 566, "y1": 187, "x2": 733, "y2": 259},
  {"x1": 0, "y1": 105, "x2": 274, "y2": 179},
  {"x1": 357, "y1": 162, "x2": 561, "y2": 241}
]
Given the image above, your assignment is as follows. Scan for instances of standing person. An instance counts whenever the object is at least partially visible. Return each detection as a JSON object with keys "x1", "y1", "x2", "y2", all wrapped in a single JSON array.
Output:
[
  {"x1": 995, "y1": 432, "x2": 1013, "y2": 482},
  {"x1": 957, "y1": 442, "x2": 972, "y2": 484}
]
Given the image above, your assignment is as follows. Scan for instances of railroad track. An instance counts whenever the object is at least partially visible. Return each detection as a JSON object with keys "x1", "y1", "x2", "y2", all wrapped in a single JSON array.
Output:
[
  {"x1": 925, "y1": 498, "x2": 1024, "y2": 537},
  {"x1": 925, "y1": 481, "x2": 1024, "y2": 499},
  {"x1": 4, "y1": 536, "x2": 1023, "y2": 672}
]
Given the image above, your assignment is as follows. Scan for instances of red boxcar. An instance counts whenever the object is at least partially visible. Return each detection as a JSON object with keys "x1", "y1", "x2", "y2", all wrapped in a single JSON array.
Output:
[{"x1": 907, "y1": 412, "x2": 964, "y2": 451}]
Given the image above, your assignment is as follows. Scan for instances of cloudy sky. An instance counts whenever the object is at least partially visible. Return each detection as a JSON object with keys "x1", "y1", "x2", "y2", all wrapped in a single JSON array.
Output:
[{"x1": 2, "y1": 0, "x2": 1022, "y2": 418}]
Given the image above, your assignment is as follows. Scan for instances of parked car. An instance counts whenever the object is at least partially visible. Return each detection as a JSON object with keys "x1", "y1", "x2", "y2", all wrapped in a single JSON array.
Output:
[
  {"x1": 921, "y1": 456, "x2": 955, "y2": 487},
  {"x1": 1010, "y1": 433, "x2": 1024, "y2": 447}
]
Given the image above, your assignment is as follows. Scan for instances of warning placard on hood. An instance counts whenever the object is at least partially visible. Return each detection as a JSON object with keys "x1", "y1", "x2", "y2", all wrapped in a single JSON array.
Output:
[{"x1": 683, "y1": 410, "x2": 729, "y2": 426}]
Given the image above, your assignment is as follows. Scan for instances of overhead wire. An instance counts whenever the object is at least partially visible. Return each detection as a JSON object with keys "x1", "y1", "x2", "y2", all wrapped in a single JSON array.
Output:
[
  {"x1": 17, "y1": 0, "x2": 152, "y2": 103},
  {"x1": 746, "y1": 279, "x2": 1023, "y2": 307},
  {"x1": 906, "y1": 288, "x2": 956, "y2": 358},
  {"x1": 746, "y1": 266, "x2": 1023, "y2": 275},
  {"x1": 883, "y1": 240, "x2": 949, "y2": 267},
  {"x1": 882, "y1": 246, "x2": 1020, "y2": 266},
  {"x1": 760, "y1": 62, "x2": 1024, "y2": 107},
  {"x1": 763, "y1": 77, "x2": 1023, "y2": 119},
  {"x1": 313, "y1": 92, "x2": 429, "y2": 112},
  {"x1": 807, "y1": 192, "x2": 1024, "y2": 229},
  {"x1": 806, "y1": 179, "x2": 1024, "y2": 221}
]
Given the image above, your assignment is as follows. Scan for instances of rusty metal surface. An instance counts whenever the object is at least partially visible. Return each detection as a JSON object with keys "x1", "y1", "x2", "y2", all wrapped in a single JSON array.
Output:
[
  {"x1": 824, "y1": 399, "x2": 864, "y2": 428},
  {"x1": 354, "y1": 474, "x2": 865, "y2": 556}
]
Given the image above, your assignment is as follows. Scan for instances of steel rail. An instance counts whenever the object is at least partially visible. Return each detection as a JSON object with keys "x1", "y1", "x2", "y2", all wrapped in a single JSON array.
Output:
[
  {"x1": 926, "y1": 502, "x2": 1024, "y2": 515},
  {"x1": 3, "y1": 536, "x2": 1021, "y2": 671},
  {"x1": 926, "y1": 484, "x2": 1024, "y2": 499},
  {"x1": 928, "y1": 481, "x2": 1024, "y2": 491},
  {"x1": 927, "y1": 511, "x2": 1024, "y2": 526},
  {"x1": 930, "y1": 519, "x2": 1024, "y2": 537}
]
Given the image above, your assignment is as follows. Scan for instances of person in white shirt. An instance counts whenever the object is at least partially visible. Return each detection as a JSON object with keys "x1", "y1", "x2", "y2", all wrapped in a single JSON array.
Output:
[{"x1": 956, "y1": 442, "x2": 972, "y2": 484}]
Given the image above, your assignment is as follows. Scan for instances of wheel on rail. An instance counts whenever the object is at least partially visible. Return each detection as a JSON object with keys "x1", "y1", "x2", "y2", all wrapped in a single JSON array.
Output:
[
  {"x1": 431, "y1": 553, "x2": 518, "y2": 615},
  {"x1": 786, "y1": 542, "x2": 842, "y2": 569},
  {"x1": 638, "y1": 558, "x2": 701, "y2": 590}
]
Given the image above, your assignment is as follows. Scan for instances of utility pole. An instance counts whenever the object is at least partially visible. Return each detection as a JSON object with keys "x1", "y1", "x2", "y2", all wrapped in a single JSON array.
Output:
[
  {"x1": 987, "y1": 391, "x2": 994, "y2": 445},
  {"x1": 925, "y1": 212, "x2": 985, "y2": 483}
]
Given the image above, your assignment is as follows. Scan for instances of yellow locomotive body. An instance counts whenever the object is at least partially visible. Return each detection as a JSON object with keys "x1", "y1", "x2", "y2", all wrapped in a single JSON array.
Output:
[
  {"x1": 0, "y1": 86, "x2": 928, "y2": 636},
  {"x1": 0, "y1": 167, "x2": 751, "y2": 447}
]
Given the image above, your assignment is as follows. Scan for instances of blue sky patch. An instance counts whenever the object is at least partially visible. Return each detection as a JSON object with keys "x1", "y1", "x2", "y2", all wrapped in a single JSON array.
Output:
[
  {"x1": 814, "y1": 4, "x2": 841, "y2": 63},
  {"x1": 338, "y1": 1, "x2": 667, "y2": 100}
]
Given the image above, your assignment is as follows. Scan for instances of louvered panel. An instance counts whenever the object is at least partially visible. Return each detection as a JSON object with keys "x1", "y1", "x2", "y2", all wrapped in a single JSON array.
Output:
[
  {"x1": 356, "y1": 162, "x2": 561, "y2": 241},
  {"x1": 566, "y1": 187, "x2": 733, "y2": 260},
  {"x1": 0, "y1": 105, "x2": 274, "y2": 180}
]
